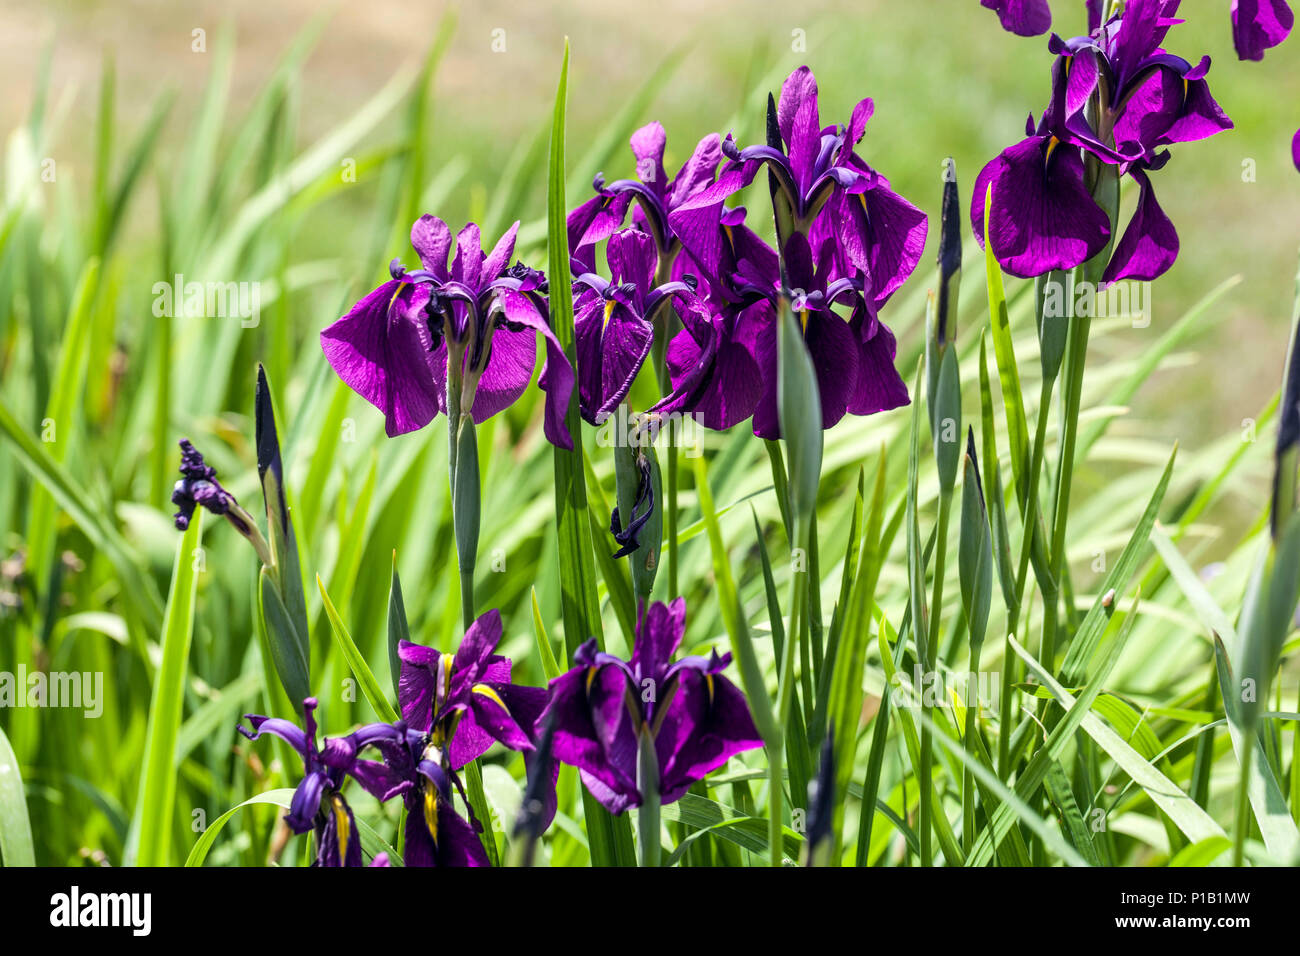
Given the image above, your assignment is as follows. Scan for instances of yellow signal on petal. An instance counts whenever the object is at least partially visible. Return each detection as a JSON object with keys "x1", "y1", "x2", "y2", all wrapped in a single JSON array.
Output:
[
  {"x1": 472, "y1": 683, "x2": 508, "y2": 711},
  {"x1": 1044, "y1": 136, "x2": 1061, "y2": 166},
  {"x1": 603, "y1": 299, "x2": 617, "y2": 329},
  {"x1": 423, "y1": 784, "x2": 439, "y2": 848},
  {"x1": 332, "y1": 793, "x2": 352, "y2": 863}
]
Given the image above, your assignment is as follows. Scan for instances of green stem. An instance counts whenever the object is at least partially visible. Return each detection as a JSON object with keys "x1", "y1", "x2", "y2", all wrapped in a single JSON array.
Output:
[
  {"x1": 637, "y1": 726, "x2": 662, "y2": 867},
  {"x1": 962, "y1": 643, "x2": 983, "y2": 856},
  {"x1": 771, "y1": 562, "x2": 804, "y2": 867},
  {"x1": 920, "y1": 488, "x2": 953, "y2": 867},
  {"x1": 1232, "y1": 739, "x2": 1253, "y2": 866}
]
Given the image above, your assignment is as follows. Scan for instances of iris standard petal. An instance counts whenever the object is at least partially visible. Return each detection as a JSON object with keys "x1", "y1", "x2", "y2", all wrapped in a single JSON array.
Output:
[
  {"x1": 411, "y1": 214, "x2": 453, "y2": 279},
  {"x1": 451, "y1": 222, "x2": 484, "y2": 286},
  {"x1": 479, "y1": 221, "x2": 519, "y2": 288},
  {"x1": 666, "y1": 133, "x2": 723, "y2": 210},
  {"x1": 776, "y1": 66, "x2": 822, "y2": 197},
  {"x1": 630, "y1": 121, "x2": 668, "y2": 196},
  {"x1": 631, "y1": 597, "x2": 687, "y2": 684}
]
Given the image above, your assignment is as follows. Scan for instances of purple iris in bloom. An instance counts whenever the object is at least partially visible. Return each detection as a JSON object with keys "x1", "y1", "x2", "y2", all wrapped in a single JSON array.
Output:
[
  {"x1": 567, "y1": 121, "x2": 722, "y2": 274},
  {"x1": 237, "y1": 698, "x2": 401, "y2": 867},
  {"x1": 540, "y1": 598, "x2": 763, "y2": 814},
  {"x1": 572, "y1": 228, "x2": 703, "y2": 424},
  {"x1": 321, "y1": 216, "x2": 575, "y2": 449},
  {"x1": 1293, "y1": 128, "x2": 1300, "y2": 172},
  {"x1": 397, "y1": 608, "x2": 549, "y2": 771},
  {"x1": 363, "y1": 721, "x2": 493, "y2": 867},
  {"x1": 655, "y1": 205, "x2": 776, "y2": 432},
  {"x1": 981, "y1": 0, "x2": 1053, "y2": 37},
  {"x1": 676, "y1": 66, "x2": 927, "y2": 305},
  {"x1": 973, "y1": 0, "x2": 1233, "y2": 281},
  {"x1": 1232, "y1": 0, "x2": 1293, "y2": 60},
  {"x1": 749, "y1": 231, "x2": 910, "y2": 438}
]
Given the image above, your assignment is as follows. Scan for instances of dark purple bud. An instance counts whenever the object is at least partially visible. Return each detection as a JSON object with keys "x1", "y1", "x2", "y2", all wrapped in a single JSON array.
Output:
[{"x1": 171, "y1": 439, "x2": 238, "y2": 531}]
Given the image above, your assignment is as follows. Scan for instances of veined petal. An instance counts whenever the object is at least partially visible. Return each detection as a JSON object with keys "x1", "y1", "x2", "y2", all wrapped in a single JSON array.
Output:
[
  {"x1": 667, "y1": 132, "x2": 723, "y2": 210},
  {"x1": 656, "y1": 662, "x2": 763, "y2": 805},
  {"x1": 480, "y1": 221, "x2": 520, "y2": 287},
  {"x1": 541, "y1": 662, "x2": 639, "y2": 806},
  {"x1": 970, "y1": 135, "x2": 1110, "y2": 279},
  {"x1": 1101, "y1": 167, "x2": 1179, "y2": 283},
  {"x1": 397, "y1": 639, "x2": 442, "y2": 731},
  {"x1": 451, "y1": 222, "x2": 484, "y2": 286},
  {"x1": 776, "y1": 66, "x2": 822, "y2": 196},
  {"x1": 411, "y1": 214, "x2": 453, "y2": 279},
  {"x1": 320, "y1": 280, "x2": 439, "y2": 437},
  {"x1": 847, "y1": 310, "x2": 910, "y2": 416},
  {"x1": 630, "y1": 121, "x2": 668, "y2": 198},
  {"x1": 468, "y1": 326, "x2": 534, "y2": 424},
  {"x1": 630, "y1": 597, "x2": 686, "y2": 683}
]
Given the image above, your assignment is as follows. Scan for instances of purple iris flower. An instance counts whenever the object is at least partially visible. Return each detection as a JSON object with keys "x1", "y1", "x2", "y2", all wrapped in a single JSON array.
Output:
[
  {"x1": 539, "y1": 598, "x2": 763, "y2": 814},
  {"x1": 397, "y1": 608, "x2": 549, "y2": 771},
  {"x1": 362, "y1": 720, "x2": 493, "y2": 867},
  {"x1": 237, "y1": 698, "x2": 402, "y2": 867},
  {"x1": 1293, "y1": 128, "x2": 1300, "y2": 172},
  {"x1": 675, "y1": 66, "x2": 927, "y2": 306},
  {"x1": 321, "y1": 216, "x2": 575, "y2": 449},
  {"x1": 981, "y1": 0, "x2": 1053, "y2": 37},
  {"x1": 973, "y1": 0, "x2": 1232, "y2": 281},
  {"x1": 751, "y1": 231, "x2": 910, "y2": 438},
  {"x1": 1232, "y1": 0, "x2": 1293, "y2": 60},
  {"x1": 567, "y1": 121, "x2": 723, "y2": 273},
  {"x1": 572, "y1": 228, "x2": 703, "y2": 424},
  {"x1": 654, "y1": 205, "x2": 776, "y2": 432}
]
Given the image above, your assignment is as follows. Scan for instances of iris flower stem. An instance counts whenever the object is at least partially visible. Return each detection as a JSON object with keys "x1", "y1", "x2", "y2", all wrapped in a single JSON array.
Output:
[
  {"x1": 667, "y1": 429, "x2": 679, "y2": 599},
  {"x1": 771, "y1": 554, "x2": 805, "y2": 867},
  {"x1": 637, "y1": 727, "x2": 662, "y2": 867},
  {"x1": 1232, "y1": 738, "x2": 1253, "y2": 866},
  {"x1": 961, "y1": 642, "x2": 983, "y2": 856},
  {"x1": 919, "y1": 488, "x2": 952, "y2": 867},
  {"x1": 998, "y1": 376, "x2": 1053, "y2": 778}
]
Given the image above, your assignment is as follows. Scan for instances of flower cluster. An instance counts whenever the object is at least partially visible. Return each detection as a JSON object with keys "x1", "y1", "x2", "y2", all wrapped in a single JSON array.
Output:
[
  {"x1": 322, "y1": 66, "x2": 926, "y2": 453},
  {"x1": 237, "y1": 601, "x2": 761, "y2": 866},
  {"x1": 982, "y1": 0, "x2": 1293, "y2": 64},
  {"x1": 973, "y1": 0, "x2": 1233, "y2": 282}
]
